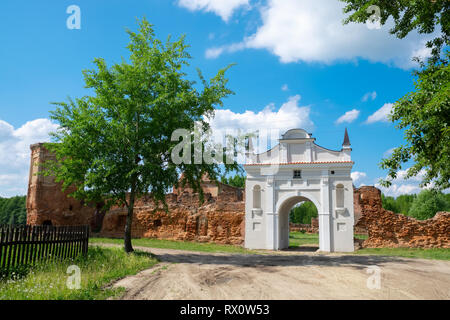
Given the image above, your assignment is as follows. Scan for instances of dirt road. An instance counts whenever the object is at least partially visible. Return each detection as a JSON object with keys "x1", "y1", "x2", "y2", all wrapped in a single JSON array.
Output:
[{"x1": 107, "y1": 246, "x2": 450, "y2": 300}]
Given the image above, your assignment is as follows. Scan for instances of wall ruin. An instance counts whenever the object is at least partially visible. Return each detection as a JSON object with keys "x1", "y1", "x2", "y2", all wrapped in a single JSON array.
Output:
[
  {"x1": 27, "y1": 144, "x2": 449, "y2": 248},
  {"x1": 101, "y1": 192, "x2": 245, "y2": 245},
  {"x1": 354, "y1": 186, "x2": 449, "y2": 248},
  {"x1": 26, "y1": 143, "x2": 245, "y2": 245}
]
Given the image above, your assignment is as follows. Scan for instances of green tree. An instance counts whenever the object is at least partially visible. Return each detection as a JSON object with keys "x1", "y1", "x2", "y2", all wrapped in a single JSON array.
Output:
[
  {"x1": 395, "y1": 194, "x2": 416, "y2": 214},
  {"x1": 221, "y1": 172, "x2": 246, "y2": 188},
  {"x1": 341, "y1": 1, "x2": 450, "y2": 191},
  {"x1": 381, "y1": 194, "x2": 398, "y2": 212},
  {"x1": 380, "y1": 56, "x2": 450, "y2": 190},
  {"x1": 341, "y1": 0, "x2": 449, "y2": 61},
  {"x1": 408, "y1": 189, "x2": 450, "y2": 220},
  {"x1": 289, "y1": 202, "x2": 318, "y2": 224},
  {"x1": 381, "y1": 193, "x2": 416, "y2": 214},
  {"x1": 0, "y1": 196, "x2": 27, "y2": 225},
  {"x1": 45, "y1": 18, "x2": 239, "y2": 253}
]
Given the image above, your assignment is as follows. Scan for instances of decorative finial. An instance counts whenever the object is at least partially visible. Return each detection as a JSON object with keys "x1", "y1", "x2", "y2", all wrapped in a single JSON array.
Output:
[{"x1": 342, "y1": 128, "x2": 351, "y2": 146}]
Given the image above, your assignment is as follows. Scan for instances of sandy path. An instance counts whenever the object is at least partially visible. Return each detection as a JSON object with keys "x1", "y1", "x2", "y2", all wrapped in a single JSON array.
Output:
[{"x1": 100, "y1": 245, "x2": 450, "y2": 300}]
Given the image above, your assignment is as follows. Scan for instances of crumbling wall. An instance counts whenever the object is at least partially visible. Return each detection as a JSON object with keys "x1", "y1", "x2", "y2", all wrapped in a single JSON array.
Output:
[
  {"x1": 26, "y1": 143, "x2": 98, "y2": 228},
  {"x1": 28, "y1": 144, "x2": 448, "y2": 248},
  {"x1": 101, "y1": 191, "x2": 245, "y2": 245},
  {"x1": 355, "y1": 186, "x2": 450, "y2": 248},
  {"x1": 27, "y1": 143, "x2": 245, "y2": 245}
]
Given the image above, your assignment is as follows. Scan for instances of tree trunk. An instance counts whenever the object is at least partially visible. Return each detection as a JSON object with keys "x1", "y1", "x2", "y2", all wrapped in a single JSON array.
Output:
[{"x1": 124, "y1": 192, "x2": 136, "y2": 253}]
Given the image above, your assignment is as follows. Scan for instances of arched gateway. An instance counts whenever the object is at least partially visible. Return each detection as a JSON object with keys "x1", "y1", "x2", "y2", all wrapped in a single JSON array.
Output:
[{"x1": 244, "y1": 129, "x2": 355, "y2": 252}]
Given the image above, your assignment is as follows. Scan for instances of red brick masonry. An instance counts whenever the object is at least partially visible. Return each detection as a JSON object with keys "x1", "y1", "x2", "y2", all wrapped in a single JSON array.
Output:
[
  {"x1": 27, "y1": 144, "x2": 449, "y2": 248},
  {"x1": 354, "y1": 186, "x2": 449, "y2": 248}
]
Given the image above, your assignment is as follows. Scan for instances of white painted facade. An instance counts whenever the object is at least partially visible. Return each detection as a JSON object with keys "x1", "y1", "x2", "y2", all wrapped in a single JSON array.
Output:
[{"x1": 244, "y1": 129, "x2": 355, "y2": 252}]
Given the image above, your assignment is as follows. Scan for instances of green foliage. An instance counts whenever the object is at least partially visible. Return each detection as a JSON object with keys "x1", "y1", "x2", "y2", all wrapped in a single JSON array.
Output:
[
  {"x1": 340, "y1": 0, "x2": 449, "y2": 61},
  {"x1": 43, "y1": 18, "x2": 239, "y2": 251},
  {"x1": 408, "y1": 189, "x2": 450, "y2": 220},
  {"x1": 0, "y1": 196, "x2": 27, "y2": 225},
  {"x1": 289, "y1": 202, "x2": 318, "y2": 224},
  {"x1": 381, "y1": 193, "x2": 416, "y2": 215},
  {"x1": 380, "y1": 55, "x2": 450, "y2": 191},
  {"x1": 341, "y1": 1, "x2": 450, "y2": 192},
  {"x1": 221, "y1": 172, "x2": 246, "y2": 188},
  {"x1": 382, "y1": 190, "x2": 450, "y2": 220},
  {"x1": 0, "y1": 246, "x2": 158, "y2": 300}
]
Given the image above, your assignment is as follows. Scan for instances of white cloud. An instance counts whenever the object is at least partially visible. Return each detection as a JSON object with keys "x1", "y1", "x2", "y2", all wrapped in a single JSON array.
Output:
[
  {"x1": 0, "y1": 119, "x2": 58, "y2": 197},
  {"x1": 351, "y1": 171, "x2": 367, "y2": 186},
  {"x1": 208, "y1": 95, "x2": 313, "y2": 133},
  {"x1": 362, "y1": 91, "x2": 377, "y2": 102},
  {"x1": 376, "y1": 182, "x2": 422, "y2": 198},
  {"x1": 366, "y1": 103, "x2": 393, "y2": 124},
  {"x1": 383, "y1": 147, "x2": 395, "y2": 157},
  {"x1": 281, "y1": 84, "x2": 289, "y2": 91},
  {"x1": 206, "y1": 0, "x2": 436, "y2": 69},
  {"x1": 205, "y1": 42, "x2": 245, "y2": 59},
  {"x1": 375, "y1": 168, "x2": 434, "y2": 197},
  {"x1": 390, "y1": 168, "x2": 427, "y2": 183},
  {"x1": 207, "y1": 95, "x2": 313, "y2": 155},
  {"x1": 335, "y1": 109, "x2": 360, "y2": 124},
  {"x1": 205, "y1": 47, "x2": 225, "y2": 59},
  {"x1": 177, "y1": 0, "x2": 249, "y2": 22}
]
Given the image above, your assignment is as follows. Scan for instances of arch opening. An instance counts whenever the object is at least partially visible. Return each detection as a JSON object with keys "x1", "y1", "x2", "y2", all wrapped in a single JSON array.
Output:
[{"x1": 277, "y1": 196, "x2": 319, "y2": 251}]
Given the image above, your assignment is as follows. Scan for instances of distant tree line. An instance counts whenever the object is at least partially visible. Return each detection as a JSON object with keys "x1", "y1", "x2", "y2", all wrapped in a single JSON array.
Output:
[
  {"x1": 220, "y1": 174, "x2": 245, "y2": 189},
  {"x1": 289, "y1": 189, "x2": 450, "y2": 225},
  {"x1": 0, "y1": 196, "x2": 27, "y2": 225},
  {"x1": 382, "y1": 190, "x2": 450, "y2": 220}
]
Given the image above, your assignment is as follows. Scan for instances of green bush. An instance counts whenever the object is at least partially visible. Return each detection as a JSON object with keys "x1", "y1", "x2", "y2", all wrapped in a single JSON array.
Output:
[
  {"x1": 289, "y1": 202, "x2": 318, "y2": 224},
  {"x1": 408, "y1": 190, "x2": 450, "y2": 220},
  {"x1": 382, "y1": 190, "x2": 450, "y2": 220},
  {"x1": 0, "y1": 196, "x2": 27, "y2": 225}
]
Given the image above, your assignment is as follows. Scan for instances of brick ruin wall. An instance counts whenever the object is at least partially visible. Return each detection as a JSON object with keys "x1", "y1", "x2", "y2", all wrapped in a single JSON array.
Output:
[
  {"x1": 26, "y1": 144, "x2": 245, "y2": 245},
  {"x1": 101, "y1": 192, "x2": 244, "y2": 245},
  {"x1": 289, "y1": 218, "x2": 319, "y2": 233},
  {"x1": 27, "y1": 144, "x2": 449, "y2": 248},
  {"x1": 26, "y1": 144, "x2": 99, "y2": 228},
  {"x1": 354, "y1": 186, "x2": 449, "y2": 248}
]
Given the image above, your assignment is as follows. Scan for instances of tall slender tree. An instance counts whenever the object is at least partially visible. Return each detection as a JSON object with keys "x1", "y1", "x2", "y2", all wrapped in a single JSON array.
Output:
[{"x1": 44, "y1": 18, "x2": 239, "y2": 252}]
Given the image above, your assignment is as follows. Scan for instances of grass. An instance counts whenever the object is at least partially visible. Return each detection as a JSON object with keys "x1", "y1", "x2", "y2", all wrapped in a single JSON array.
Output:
[
  {"x1": 289, "y1": 231, "x2": 449, "y2": 260},
  {"x1": 90, "y1": 237, "x2": 255, "y2": 254},
  {"x1": 0, "y1": 246, "x2": 158, "y2": 300},
  {"x1": 91, "y1": 233, "x2": 449, "y2": 261},
  {"x1": 288, "y1": 232, "x2": 368, "y2": 247},
  {"x1": 289, "y1": 232, "x2": 320, "y2": 246},
  {"x1": 354, "y1": 247, "x2": 450, "y2": 260}
]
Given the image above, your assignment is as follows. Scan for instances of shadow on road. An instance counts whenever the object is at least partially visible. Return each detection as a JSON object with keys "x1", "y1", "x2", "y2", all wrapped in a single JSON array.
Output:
[
  {"x1": 284, "y1": 246, "x2": 319, "y2": 252},
  {"x1": 150, "y1": 250, "x2": 410, "y2": 270}
]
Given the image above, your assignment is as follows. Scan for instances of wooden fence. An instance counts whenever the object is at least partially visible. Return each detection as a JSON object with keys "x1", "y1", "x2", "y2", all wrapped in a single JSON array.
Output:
[{"x1": 0, "y1": 225, "x2": 89, "y2": 273}]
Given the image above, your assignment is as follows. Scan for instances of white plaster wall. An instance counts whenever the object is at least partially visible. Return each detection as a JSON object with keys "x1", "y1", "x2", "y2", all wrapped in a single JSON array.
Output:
[
  {"x1": 244, "y1": 128, "x2": 354, "y2": 252},
  {"x1": 330, "y1": 175, "x2": 355, "y2": 252},
  {"x1": 244, "y1": 177, "x2": 267, "y2": 249}
]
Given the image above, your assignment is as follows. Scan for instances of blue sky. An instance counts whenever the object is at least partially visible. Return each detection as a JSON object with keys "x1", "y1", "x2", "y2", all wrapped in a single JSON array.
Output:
[{"x1": 0, "y1": 0, "x2": 436, "y2": 197}]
